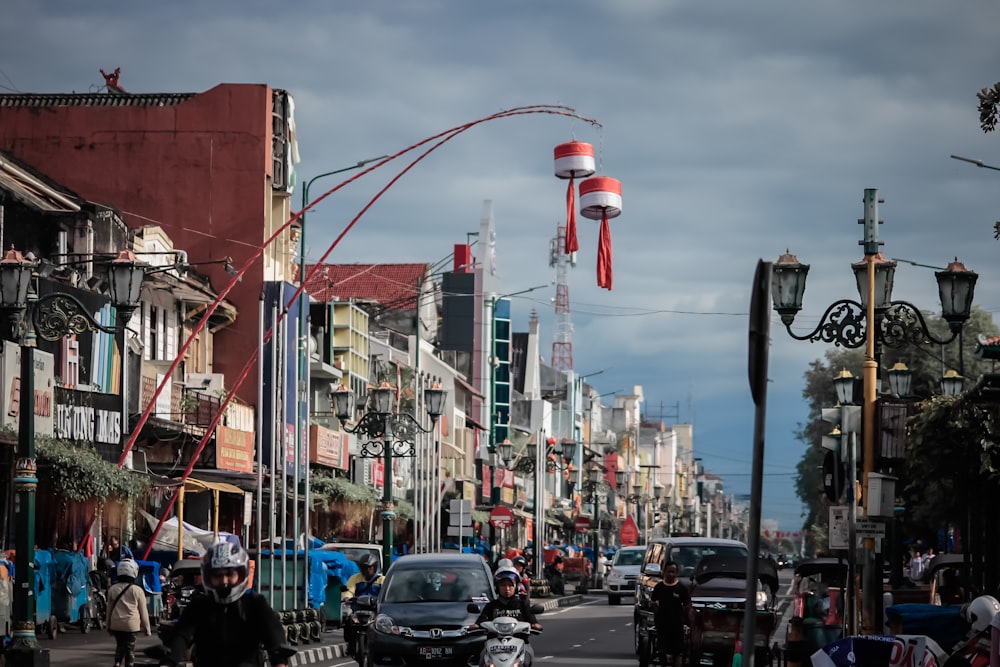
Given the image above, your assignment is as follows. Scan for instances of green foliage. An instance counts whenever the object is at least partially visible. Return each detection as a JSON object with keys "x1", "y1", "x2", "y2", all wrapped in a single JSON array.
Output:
[
  {"x1": 793, "y1": 306, "x2": 1000, "y2": 538},
  {"x1": 310, "y1": 469, "x2": 379, "y2": 505},
  {"x1": 36, "y1": 436, "x2": 148, "y2": 502}
]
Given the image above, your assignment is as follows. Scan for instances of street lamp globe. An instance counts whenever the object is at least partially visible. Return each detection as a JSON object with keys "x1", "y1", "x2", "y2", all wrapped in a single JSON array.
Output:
[
  {"x1": 330, "y1": 383, "x2": 355, "y2": 422},
  {"x1": 886, "y1": 362, "x2": 912, "y2": 397},
  {"x1": 560, "y1": 439, "x2": 577, "y2": 464},
  {"x1": 941, "y1": 369, "x2": 964, "y2": 396},
  {"x1": 370, "y1": 382, "x2": 395, "y2": 416},
  {"x1": 833, "y1": 368, "x2": 855, "y2": 405},
  {"x1": 615, "y1": 470, "x2": 627, "y2": 487},
  {"x1": 424, "y1": 382, "x2": 447, "y2": 419},
  {"x1": 936, "y1": 258, "x2": 978, "y2": 333},
  {"x1": 770, "y1": 250, "x2": 809, "y2": 325},
  {"x1": 498, "y1": 438, "x2": 514, "y2": 465},
  {"x1": 107, "y1": 248, "x2": 147, "y2": 324},
  {"x1": 527, "y1": 441, "x2": 537, "y2": 459},
  {"x1": 0, "y1": 247, "x2": 34, "y2": 311},
  {"x1": 851, "y1": 253, "x2": 896, "y2": 312}
]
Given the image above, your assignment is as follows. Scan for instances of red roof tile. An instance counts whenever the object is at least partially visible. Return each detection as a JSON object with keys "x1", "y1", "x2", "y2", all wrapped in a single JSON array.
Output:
[{"x1": 304, "y1": 263, "x2": 429, "y2": 310}]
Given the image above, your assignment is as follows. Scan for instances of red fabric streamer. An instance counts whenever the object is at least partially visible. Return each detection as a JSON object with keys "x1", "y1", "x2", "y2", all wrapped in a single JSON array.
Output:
[
  {"x1": 597, "y1": 211, "x2": 613, "y2": 289},
  {"x1": 565, "y1": 178, "x2": 579, "y2": 254}
]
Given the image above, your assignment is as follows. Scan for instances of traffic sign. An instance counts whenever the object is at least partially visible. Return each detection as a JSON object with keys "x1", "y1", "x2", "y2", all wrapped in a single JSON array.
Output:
[
  {"x1": 855, "y1": 518, "x2": 886, "y2": 539},
  {"x1": 574, "y1": 516, "x2": 591, "y2": 533},
  {"x1": 620, "y1": 516, "x2": 639, "y2": 546},
  {"x1": 489, "y1": 506, "x2": 514, "y2": 529}
]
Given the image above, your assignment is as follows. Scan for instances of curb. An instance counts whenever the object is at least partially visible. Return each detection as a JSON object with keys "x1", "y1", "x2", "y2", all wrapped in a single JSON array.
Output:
[
  {"x1": 289, "y1": 596, "x2": 588, "y2": 665},
  {"x1": 290, "y1": 642, "x2": 349, "y2": 665}
]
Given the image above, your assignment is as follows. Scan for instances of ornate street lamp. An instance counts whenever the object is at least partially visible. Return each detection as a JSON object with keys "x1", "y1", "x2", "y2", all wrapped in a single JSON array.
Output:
[
  {"x1": 0, "y1": 245, "x2": 145, "y2": 665},
  {"x1": 886, "y1": 362, "x2": 913, "y2": 397},
  {"x1": 941, "y1": 369, "x2": 965, "y2": 396},
  {"x1": 772, "y1": 188, "x2": 977, "y2": 635},
  {"x1": 332, "y1": 380, "x2": 446, "y2": 566}
]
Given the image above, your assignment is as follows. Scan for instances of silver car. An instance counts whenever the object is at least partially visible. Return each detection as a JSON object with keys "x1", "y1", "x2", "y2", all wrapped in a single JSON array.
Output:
[{"x1": 605, "y1": 546, "x2": 645, "y2": 605}]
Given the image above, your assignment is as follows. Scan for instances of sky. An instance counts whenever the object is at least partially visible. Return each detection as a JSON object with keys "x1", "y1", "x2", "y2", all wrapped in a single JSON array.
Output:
[{"x1": 5, "y1": 1, "x2": 1000, "y2": 531}]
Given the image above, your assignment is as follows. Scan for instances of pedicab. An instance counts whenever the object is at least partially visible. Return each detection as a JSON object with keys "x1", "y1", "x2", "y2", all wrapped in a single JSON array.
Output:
[{"x1": 789, "y1": 557, "x2": 846, "y2": 655}]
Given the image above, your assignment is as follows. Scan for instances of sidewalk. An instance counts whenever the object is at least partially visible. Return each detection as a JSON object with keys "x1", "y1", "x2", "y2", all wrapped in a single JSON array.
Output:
[{"x1": 39, "y1": 594, "x2": 587, "y2": 666}]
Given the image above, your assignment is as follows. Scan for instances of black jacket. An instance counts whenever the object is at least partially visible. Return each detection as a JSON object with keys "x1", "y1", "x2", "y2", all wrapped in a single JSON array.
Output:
[
  {"x1": 475, "y1": 594, "x2": 539, "y2": 626},
  {"x1": 167, "y1": 593, "x2": 295, "y2": 667}
]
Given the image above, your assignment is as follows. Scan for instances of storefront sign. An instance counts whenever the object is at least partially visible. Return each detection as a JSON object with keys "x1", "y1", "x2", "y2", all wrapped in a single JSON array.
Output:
[
  {"x1": 309, "y1": 425, "x2": 349, "y2": 470},
  {"x1": 2, "y1": 341, "x2": 55, "y2": 436},
  {"x1": 216, "y1": 425, "x2": 254, "y2": 474},
  {"x1": 53, "y1": 388, "x2": 123, "y2": 446}
]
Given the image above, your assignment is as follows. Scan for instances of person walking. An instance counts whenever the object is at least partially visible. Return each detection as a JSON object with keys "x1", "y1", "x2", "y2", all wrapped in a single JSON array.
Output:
[
  {"x1": 106, "y1": 559, "x2": 151, "y2": 667},
  {"x1": 165, "y1": 542, "x2": 295, "y2": 667},
  {"x1": 651, "y1": 560, "x2": 691, "y2": 667}
]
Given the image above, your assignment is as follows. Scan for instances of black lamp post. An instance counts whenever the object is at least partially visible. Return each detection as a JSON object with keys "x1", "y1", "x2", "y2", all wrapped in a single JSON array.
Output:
[
  {"x1": 579, "y1": 464, "x2": 610, "y2": 588},
  {"x1": 332, "y1": 380, "x2": 446, "y2": 566},
  {"x1": 0, "y1": 246, "x2": 144, "y2": 667},
  {"x1": 772, "y1": 189, "x2": 978, "y2": 635}
]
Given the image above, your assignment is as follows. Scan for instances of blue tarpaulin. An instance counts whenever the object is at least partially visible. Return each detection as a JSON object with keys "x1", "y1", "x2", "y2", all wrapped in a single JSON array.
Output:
[{"x1": 884, "y1": 604, "x2": 967, "y2": 650}]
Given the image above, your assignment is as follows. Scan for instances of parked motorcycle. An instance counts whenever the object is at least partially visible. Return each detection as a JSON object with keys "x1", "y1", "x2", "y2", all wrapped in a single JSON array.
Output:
[
  {"x1": 472, "y1": 616, "x2": 542, "y2": 667},
  {"x1": 88, "y1": 570, "x2": 109, "y2": 630}
]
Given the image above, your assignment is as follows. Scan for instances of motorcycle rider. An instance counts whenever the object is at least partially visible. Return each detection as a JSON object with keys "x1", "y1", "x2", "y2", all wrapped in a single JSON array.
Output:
[
  {"x1": 511, "y1": 556, "x2": 531, "y2": 599},
  {"x1": 163, "y1": 542, "x2": 295, "y2": 667},
  {"x1": 469, "y1": 568, "x2": 542, "y2": 666},
  {"x1": 342, "y1": 552, "x2": 384, "y2": 656}
]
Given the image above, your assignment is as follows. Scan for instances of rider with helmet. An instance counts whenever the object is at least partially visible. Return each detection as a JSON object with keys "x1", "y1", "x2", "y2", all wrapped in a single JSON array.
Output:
[
  {"x1": 342, "y1": 553, "x2": 384, "y2": 655},
  {"x1": 470, "y1": 568, "x2": 542, "y2": 665},
  {"x1": 164, "y1": 542, "x2": 295, "y2": 667},
  {"x1": 106, "y1": 559, "x2": 151, "y2": 667},
  {"x1": 512, "y1": 555, "x2": 531, "y2": 599}
]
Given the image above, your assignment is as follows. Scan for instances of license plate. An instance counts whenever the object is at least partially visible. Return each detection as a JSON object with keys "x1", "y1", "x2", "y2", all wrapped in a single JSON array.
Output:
[{"x1": 419, "y1": 646, "x2": 454, "y2": 658}]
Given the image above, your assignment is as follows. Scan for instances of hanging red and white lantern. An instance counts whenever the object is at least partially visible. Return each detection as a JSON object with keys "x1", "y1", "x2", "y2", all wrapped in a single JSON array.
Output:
[
  {"x1": 579, "y1": 176, "x2": 622, "y2": 290},
  {"x1": 553, "y1": 142, "x2": 596, "y2": 255}
]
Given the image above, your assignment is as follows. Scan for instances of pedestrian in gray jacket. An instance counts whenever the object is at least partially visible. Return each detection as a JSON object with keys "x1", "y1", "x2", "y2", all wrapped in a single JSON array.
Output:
[{"x1": 106, "y1": 559, "x2": 151, "y2": 667}]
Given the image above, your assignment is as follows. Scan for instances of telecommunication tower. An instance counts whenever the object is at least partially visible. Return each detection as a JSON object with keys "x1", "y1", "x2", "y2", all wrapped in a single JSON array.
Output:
[{"x1": 549, "y1": 225, "x2": 576, "y2": 371}]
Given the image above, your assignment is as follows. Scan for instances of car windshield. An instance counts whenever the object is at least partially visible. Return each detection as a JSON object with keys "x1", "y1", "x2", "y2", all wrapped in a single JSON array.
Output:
[
  {"x1": 382, "y1": 567, "x2": 492, "y2": 603},
  {"x1": 669, "y1": 545, "x2": 748, "y2": 577},
  {"x1": 615, "y1": 550, "x2": 644, "y2": 566}
]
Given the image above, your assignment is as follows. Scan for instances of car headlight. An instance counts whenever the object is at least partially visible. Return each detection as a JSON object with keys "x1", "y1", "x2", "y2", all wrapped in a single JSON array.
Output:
[{"x1": 374, "y1": 613, "x2": 400, "y2": 634}]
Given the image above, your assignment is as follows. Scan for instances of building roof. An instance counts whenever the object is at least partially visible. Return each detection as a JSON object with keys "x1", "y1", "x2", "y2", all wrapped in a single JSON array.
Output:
[
  {"x1": 0, "y1": 92, "x2": 196, "y2": 109},
  {"x1": 304, "y1": 263, "x2": 429, "y2": 310}
]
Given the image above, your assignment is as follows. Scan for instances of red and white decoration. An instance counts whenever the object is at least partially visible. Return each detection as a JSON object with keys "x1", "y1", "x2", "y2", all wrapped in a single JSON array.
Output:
[
  {"x1": 579, "y1": 176, "x2": 622, "y2": 290},
  {"x1": 553, "y1": 142, "x2": 596, "y2": 255}
]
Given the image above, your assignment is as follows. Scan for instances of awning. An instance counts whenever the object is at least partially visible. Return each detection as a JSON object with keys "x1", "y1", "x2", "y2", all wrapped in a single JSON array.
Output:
[
  {"x1": 464, "y1": 414, "x2": 487, "y2": 431},
  {"x1": 175, "y1": 477, "x2": 244, "y2": 495},
  {"x1": 454, "y1": 375, "x2": 484, "y2": 400}
]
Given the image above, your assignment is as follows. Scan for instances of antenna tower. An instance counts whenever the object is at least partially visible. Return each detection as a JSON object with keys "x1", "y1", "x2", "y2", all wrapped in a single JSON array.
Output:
[{"x1": 549, "y1": 225, "x2": 576, "y2": 371}]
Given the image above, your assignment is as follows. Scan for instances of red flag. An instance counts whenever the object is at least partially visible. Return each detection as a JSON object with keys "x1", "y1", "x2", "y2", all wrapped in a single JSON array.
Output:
[
  {"x1": 564, "y1": 179, "x2": 579, "y2": 254},
  {"x1": 596, "y1": 211, "x2": 613, "y2": 289}
]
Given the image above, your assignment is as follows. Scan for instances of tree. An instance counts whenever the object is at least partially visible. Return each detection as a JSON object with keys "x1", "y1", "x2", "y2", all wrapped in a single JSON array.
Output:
[{"x1": 793, "y1": 306, "x2": 999, "y2": 548}]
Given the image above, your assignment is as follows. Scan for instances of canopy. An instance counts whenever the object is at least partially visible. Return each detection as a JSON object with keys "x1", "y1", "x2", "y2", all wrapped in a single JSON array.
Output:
[{"x1": 176, "y1": 477, "x2": 244, "y2": 495}]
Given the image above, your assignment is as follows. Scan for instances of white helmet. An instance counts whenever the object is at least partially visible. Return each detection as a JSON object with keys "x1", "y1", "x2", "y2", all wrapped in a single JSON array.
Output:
[
  {"x1": 201, "y1": 542, "x2": 250, "y2": 604},
  {"x1": 117, "y1": 559, "x2": 139, "y2": 580},
  {"x1": 964, "y1": 595, "x2": 1000, "y2": 633}
]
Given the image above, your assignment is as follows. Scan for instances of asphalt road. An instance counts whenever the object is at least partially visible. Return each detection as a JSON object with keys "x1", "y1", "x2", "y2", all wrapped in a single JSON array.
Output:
[{"x1": 31, "y1": 573, "x2": 795, "y2": 667}]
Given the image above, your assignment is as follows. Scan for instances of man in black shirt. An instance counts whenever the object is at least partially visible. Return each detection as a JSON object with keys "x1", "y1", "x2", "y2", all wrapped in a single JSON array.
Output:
[
  {"x1": 650, "y1": 560, "x2": 691, "y2": 667},
  {"x1": 470, "y1": 568, "x2": 542, "y2": 665},
  {"x1": 165, "y1": 543, "x2": 295, "y2": 667}
]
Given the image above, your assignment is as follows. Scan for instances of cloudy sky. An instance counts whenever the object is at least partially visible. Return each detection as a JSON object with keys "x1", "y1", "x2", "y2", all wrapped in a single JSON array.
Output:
[{"x1": 5, "y1": 1, "x2": 1000, "y2": 531}]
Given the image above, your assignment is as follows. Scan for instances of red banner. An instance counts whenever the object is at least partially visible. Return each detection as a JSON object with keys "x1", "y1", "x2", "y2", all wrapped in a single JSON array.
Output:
[{"x1": 309, "y1": 425, "x2": 349, "y2": 470}]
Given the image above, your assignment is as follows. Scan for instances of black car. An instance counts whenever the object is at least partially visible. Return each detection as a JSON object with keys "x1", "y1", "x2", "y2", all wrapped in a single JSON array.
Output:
[{"x1": 363, "y1": 552, "x2": 495, "y2": 666}]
